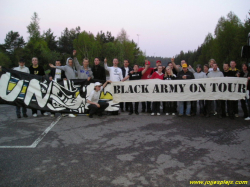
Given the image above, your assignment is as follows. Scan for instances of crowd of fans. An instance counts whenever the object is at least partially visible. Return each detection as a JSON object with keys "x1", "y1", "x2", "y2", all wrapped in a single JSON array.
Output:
[{"x1": 1, "y1": 50, "x2": 249, "y2": 120}]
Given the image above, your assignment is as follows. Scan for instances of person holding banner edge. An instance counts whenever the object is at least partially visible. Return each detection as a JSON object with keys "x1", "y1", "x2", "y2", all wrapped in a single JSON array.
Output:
[
  {"x1": 86, "y1": 80, "x2": 111, "y2": 118},
  {"x1": 177, "y1": 63, "x2": 195, "y2": 117}
]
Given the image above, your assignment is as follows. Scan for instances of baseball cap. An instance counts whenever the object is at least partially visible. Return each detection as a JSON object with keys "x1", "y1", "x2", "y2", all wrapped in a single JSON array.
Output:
[
  {"x1": 94, "y1": 82, "x2": 102, "y2": 87},
  {"x1": 182, "y1": 63, "x2": 188, "y2": 68},
  {"x1": 156, "y1": 60, "x2": 161, "y2": 63}
]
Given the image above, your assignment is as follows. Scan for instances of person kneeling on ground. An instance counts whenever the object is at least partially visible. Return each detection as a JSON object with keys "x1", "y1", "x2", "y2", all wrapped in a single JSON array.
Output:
[{"x1": 86, "y1": 81, "x2": 111, "y2": 118}]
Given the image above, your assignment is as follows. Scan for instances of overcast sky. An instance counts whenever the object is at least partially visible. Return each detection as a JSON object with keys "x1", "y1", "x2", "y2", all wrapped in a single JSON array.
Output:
[{"x1": 1, "y1": 0, "x2": 249, "y2": 57}]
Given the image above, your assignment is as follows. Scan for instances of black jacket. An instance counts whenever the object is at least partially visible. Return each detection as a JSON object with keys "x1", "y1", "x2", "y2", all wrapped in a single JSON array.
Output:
[
  {"x1": 121, "y1": 66, "x2": 133, "y2": 78},
  {"x1": 177, "y1": 70, "x2": 194, "y2": 80},
  {"x1": 92, "y1": 64, "x2": 106, "y2": 81},
  {"x1": 164, "y1": 74, "x2": 176, "y2": 80},
  {"x1": 49, "y1": 68, "x2": 66, "y2": 80}
]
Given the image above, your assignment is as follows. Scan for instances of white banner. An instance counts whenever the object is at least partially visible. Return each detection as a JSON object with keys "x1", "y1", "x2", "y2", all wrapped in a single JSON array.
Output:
[{"x1": 111, "y1": 77, "x2": 248, "y2": 102}]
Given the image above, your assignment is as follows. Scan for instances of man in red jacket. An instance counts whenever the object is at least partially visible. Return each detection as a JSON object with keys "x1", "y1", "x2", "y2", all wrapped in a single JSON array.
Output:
[{"x1": 138, "y1": 60, "x2": 154, "y2": 113}]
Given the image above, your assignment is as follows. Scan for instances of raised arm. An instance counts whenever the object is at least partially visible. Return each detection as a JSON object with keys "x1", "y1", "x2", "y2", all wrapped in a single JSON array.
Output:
[
  {"x1": 104, "y1": 58, "x2": 110, "y2": 71},
  {"x1": 141, "y1": 64, "x2": 149, "y2": 75},
  {"x1": 73, "y1": 57, "x2": 81, "y2": 70},
  {"x1": 49, "y1": 63, "x2": 66, "y2": 71},
  {"x1": 171, "y1": 57, "x2": 179, "y2": 72},
  {"x1": 103, "y1": 80, "x2": 112, "y2": 89}
]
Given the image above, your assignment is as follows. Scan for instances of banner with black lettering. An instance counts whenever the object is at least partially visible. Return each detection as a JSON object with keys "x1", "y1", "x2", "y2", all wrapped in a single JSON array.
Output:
[
  {"x1": 0, "y1": 68, "x2": 119, "y2": 113},
  {"x1": 111, "y1": 78, "x2": 248, "y2": 103}
]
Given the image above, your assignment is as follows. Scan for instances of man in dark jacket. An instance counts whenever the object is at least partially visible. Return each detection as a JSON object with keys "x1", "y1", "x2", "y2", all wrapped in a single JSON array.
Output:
[
  {"x1": 92, "y1": 58, "x2": 106, "y2": 81},
  {"x1": 49, "y1": 60, "x2": 66, "y2": 82},
  {"x1": 120, "y1": 59, "x2": 133, "y2": 112},
  {"x1": 177, "y1": 63, "x2": 194, "y2": 117}
]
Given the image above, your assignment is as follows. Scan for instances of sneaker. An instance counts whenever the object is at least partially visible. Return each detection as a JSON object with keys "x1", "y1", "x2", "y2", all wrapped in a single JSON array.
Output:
[
  {"x1": 186, "y1": 114, "x2": 191, "y2": 117},
  {"x1": 172, "y1": 113, "x2": 175, "y2": 116},
  {"x1": 51, "y1": 114, "x2": 55, "y2": 117},
  {"x1": 151, "y1": 113, "x2": 155, "y2": 116},
  {"x1": 166, "y1": 113, "x2": 169, "y2": 116},
  {"x1": 135, "y1": 111, "x2": 139, "y2": 115},
  {"x1": 235, "y1": 114, "x2": 239, "y2": 118},
  {"x1": 43, "y1": 112, "x2": 49, "y2": 116},
  {"x1": 157, "y1": 113, "x2": 160, "y2": 116},
  {"x1": 178, "y1": 114, "x2": 183, "y2": 117},
  {"x1": 33, "y1": 113, "x2": 37, "y2": 117},
  {"x1": 244, "y1": 117, "x2": 250, "y2": 120},
  {"x1": 23, "y1": 114, "x2": 28, "y2": 118},
  {"x1": 214, "y1": 111, "x2": 217, "y2": 116},
  {"x1": 17, "y1": 114, "x2": 21, "y2": 118},
  {"x1": 68, "y1": 114, "x2": 76, "y2": 118}
]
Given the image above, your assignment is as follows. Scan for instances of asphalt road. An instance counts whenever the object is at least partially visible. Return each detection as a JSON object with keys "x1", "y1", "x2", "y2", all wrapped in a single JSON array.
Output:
[{"x1": 0, "y1": 104, "x2": 250, "y2": 187}]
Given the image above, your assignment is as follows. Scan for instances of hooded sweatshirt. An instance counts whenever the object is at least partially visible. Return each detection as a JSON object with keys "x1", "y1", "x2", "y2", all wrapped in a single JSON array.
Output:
[
  {"x1": 55, "y1": 58, "x2": 76, "y2": 79},
  {"x1": 73, "y1": 57, "x2": 94, "y2": 79}
]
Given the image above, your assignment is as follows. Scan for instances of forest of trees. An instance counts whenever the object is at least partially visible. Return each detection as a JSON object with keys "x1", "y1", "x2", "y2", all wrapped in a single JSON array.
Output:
[
  {"x1": 171, "y1": 11, "x2": 250, "y2": 69},
  {"x1": 0, "y1": 12, "x2": 145, "y2": 70},
  {"x1": 0, "y1": 11, "x2": 249, "y2": 71}
]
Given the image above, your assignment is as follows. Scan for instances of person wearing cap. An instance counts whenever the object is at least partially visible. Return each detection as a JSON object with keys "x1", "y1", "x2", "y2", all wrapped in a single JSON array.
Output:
[
  {"x1": 138, "y1": 60, "x2": 154, "y2": 113},
  {"x1": 193, "y1": 64, "x2": 207, "y2": 116},
  {"x1": 154, "y1": 60, "x2": 166, "y2": 74},
  {"x1": 49, "y1": 57, "x2": 77, "y2": 118},
  {"x1": 177, "y1": 63, "x2": 195, "y2": 117},
  {"x1": 171, "y1": 58, "x2": 195, "y2": 73},
  {"x1": 13, "y1": 59, "x2": 30, "y2": 118},
  {"x1": 86, "y1": 80, "x2": 111, "y2": 118}
]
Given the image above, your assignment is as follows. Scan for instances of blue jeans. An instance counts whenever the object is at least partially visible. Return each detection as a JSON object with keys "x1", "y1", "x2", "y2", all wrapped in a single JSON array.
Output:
[
  {"x1": 16, "y1": 106, "x2": 27, "y2": 115},
  {"x1": 179, "y1": 101, "x2": 191, "y2": 115}
]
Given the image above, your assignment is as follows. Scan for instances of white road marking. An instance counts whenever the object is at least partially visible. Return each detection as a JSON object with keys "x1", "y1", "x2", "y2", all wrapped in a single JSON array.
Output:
[{"x1": 0, "y1": 115, "x2": 62, "y2": 149}]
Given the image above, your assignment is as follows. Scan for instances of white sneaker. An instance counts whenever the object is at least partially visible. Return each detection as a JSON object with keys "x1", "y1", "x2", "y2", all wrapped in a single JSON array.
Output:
[
  {"x1": 51, "y1": 114, "x2": 55, "y2": 117},
  {"x1": 244, "y1": 117, "x2": 250, "y2": 120},
  {"x1": 33, "y1": 113, "x2": 37, "y2": 117},
  {"x1": 226, "y1": 113, "x2": 229, "y2": 117},
  {"x1": 151, "y1": 113, "x2": 155, "y2": 116},
  {"x1": 172, "y1": 113, "x2": 175, "y2": 116},
  {"x1": 157, "y1": 113, "x2": 160, "y2": 116},
  {"x1": 235, "y1": 114, "x2": 239, "y2": 117},
  {"x1": 68, "y1": 114, "x2": 76, "y2": 118},
  {"x1": 166, "y1": 113, "x2": 169, "y2": 115},
  {"x1": 43, "y1": 112, "x2": 49, "y2": 116}
]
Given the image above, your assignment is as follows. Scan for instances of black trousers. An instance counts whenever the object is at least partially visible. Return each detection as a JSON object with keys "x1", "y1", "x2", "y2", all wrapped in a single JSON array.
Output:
[
  {"x1": 165, "y1": 102, "x2": 175, "y2": 113},
  {"x1": 130, "y1": 102, "x2": 139, "y2": 113},
  {"x1": 152, "y1": 102, "x2": 160, "y2": 113},
  {"x1": 32, "y1": 109, "x2": 45, "y2": 115},
  {"x1": 141, "y1": 102, "x2": 151, "y2": 112},
  {"x1": 232, "y1": 100, "x2": 239, "y2": 114},
  {"x1": 120, "y1": 102, "x2": 130, "y2": 110},
  {"x1": 88, "y1": 103, "x2": 109, "y2": 115}
]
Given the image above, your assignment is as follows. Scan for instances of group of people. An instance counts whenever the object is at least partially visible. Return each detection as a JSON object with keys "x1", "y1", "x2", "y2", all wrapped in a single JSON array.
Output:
[{"x1": 0, "y1": 50, "x2": 249, "y2": 120}]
